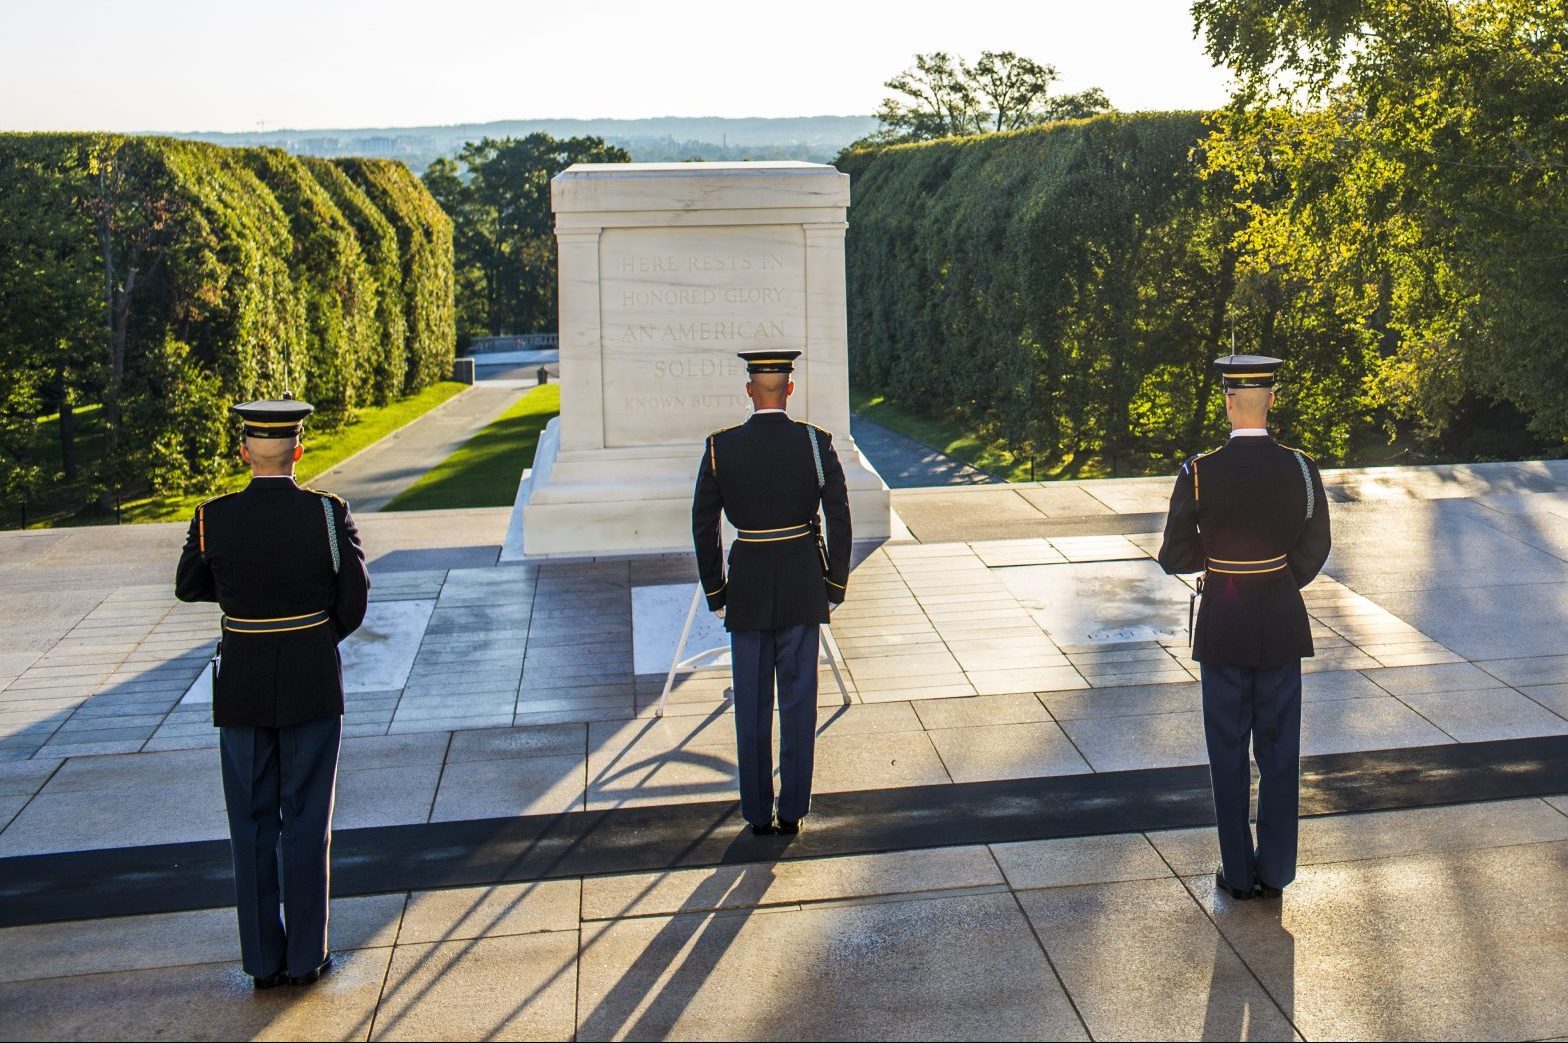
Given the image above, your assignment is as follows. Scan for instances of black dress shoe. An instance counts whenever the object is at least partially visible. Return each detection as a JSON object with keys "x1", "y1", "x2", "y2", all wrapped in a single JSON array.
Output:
[
  {"x1": 286, "y1": 953, "x2": 333, "y2": 987},
  {"x1": 251, "y1": 970, "x2": 287, "y2": 990},
  {"x1": 775, "y1": 818, "x2": 800, "y2": 835},
  {"x1": 1214, "y1": 871, "x2": 1255, "y2": 900},
  {"x1": 1256, "y1": 881, "x2": 1284, "y2": 898},
  {"x1": 750, "y1": 822, "x2": 776, "y2": 836}
]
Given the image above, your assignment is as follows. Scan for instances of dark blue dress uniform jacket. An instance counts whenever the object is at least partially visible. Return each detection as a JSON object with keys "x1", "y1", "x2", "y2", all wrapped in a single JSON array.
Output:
[
  {"x1": 175, "y1": 478, "x2": 370, "y2": 728},
  {"x1": 692, "y1": 412, "x2": 852, "y2": 632},
  {"x1": 1158, "y1": 437, "x2": 1332, "y2": 666}
]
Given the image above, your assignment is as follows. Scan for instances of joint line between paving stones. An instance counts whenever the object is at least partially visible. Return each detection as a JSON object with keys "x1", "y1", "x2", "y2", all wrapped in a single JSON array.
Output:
[
  {"x1": 1513, "y1": 686, "x2": 1568, "y2": 726},
  {"x1": 21, "y1": 711, "x2": 69, "y2": 764},
  {"x1": 389, "y1": 569, "x2": 452, "y2": 735},
  {"x1": 579, "y1": 882, "x2": 1017, "y2": 925},
  {"x1": 30, "y1": 758, "x2": 65, "y2": 803},
  {"x1": 573, "y1": 921, "x2": 584, "y2": 1042},
  {"x1": 1172, "y1": 859, "x2": 1304, "y2": 1035},
  {"x1": 1381, "y1": 689, "x2": 1467, "y2": 746},
  {"x1": 1473, "y1": 661, "x2": 1515, "y2": 689},
  {"x1": 1157, "y1": 835, "x2": 1309, "y2": 1041},
  {"x1": 574, "y1": 868, "x2": 587, "y2": 1043},
  {"x1": 1079, "y1": 486, "x2": 1123, "y2": 516},
  {"x1": 1472, "y1": 662, "x2": 1568, "y2": 726},
  {"x1": 425, "y1": 732, "x2": 456, "y2": 822},
  {"x1": 920, "y1": 716, "x2": 960, "y2": 786},
  {"x1": 1038, "y1": 690, "x2": 1100, "y2": 773},
  {"x1": 137, "y1": 598, "x2": 202, "y2": 755},
  {"x1": 1002, "y1": 870, "x2": 1094, "y2": 1039},
  {"x1": 1313, "y1": 834, "x2": 1568, "y2": 869},
  {"x1": 515, "y1": 564, "x2": 542, "y2": 724},
  {"x1": 365, "y1": 892, "x2": 412, "y2": 1041},
  {"x1": 1355, "y1": 666, "x2": 1396, "y2": 699},
  {"x1": 1468, "y1": 509, "x2": 1568, "y2": 566}
]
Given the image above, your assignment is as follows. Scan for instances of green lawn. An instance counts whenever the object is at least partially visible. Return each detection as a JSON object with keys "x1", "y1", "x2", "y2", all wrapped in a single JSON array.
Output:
[
  {"x1": 383, "y1": 383, "x2": 560, "y2": 511},
  {"x1": 850, "y1": 389, "x2": 1191, "y2": 481},
  {"x1": 850, "y1": 388, "x2": 1038, "y2": 482},
  {"x1": 25, "y1": 404, "x2": 110, "y2": 524},
  {"x1": 103, "y1": 381, "x2": 472, "y2": 525}
]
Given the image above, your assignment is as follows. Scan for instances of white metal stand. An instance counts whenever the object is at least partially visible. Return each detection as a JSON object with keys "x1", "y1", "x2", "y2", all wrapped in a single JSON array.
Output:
[
  {"x1": 820, "y1": 621, "x2": 852, "y2": 706},
  {"x1": 656, "y1": 585, "x2": 854, "y2": 717}
]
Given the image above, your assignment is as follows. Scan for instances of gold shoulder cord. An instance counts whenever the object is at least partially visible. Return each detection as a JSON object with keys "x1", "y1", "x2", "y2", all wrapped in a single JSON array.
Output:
[
  {"x1": 194, "y1": 491, "x2": 239, "y2": 559},
  {"x1": 1188, "y1": 445, "x2": 1223, "y2": 503}
]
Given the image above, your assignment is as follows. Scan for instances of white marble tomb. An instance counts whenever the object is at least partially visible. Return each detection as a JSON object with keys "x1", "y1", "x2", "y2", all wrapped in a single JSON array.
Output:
[{"x1": 516, "y1": 161, "x2": 892, "y2": 557}]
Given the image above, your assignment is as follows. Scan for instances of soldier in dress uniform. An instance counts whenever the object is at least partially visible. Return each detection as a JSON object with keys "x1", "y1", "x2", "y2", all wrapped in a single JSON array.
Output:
[
  {"x1": 1158, "y1": 355, "x2": 1332, "y2": 900},
  {"x1": 175, "y1": 396, "x2": 370, "y2": 988},
  {"x1": 691, "y1": 349, "x2": 852, "y2": 836}
]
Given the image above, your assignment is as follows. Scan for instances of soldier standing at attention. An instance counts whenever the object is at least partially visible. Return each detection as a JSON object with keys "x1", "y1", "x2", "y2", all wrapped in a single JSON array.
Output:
[
  {"x1": 692, "y1": 350, "x2": 852, "y2": 836},
  {"x1": 175, "y1": 396, "x2": 369, "y2": 988},
  {"x1": 1158, "y1": 356, "x2": 1331, "y2": 900}
]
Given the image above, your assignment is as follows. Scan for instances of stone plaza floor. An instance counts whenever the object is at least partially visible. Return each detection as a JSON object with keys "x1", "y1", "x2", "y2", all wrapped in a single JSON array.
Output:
[{"x1": 3, "y1": 459, "x2": 1568, "y2": 1039}]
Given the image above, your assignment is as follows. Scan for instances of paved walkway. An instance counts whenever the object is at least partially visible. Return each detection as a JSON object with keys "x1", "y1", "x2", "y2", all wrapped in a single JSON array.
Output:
[
  {"x1": 849, "y1": 414, "x2": 998, "y2": 487},
  {"x1": 5, "y1": 800, "x2": 1566, "y2": 1039},
  {"x1": 311, "y1": 377, "x2": 534, "y2": 512},
  {"x1": 4, "y1": 459, "x2": 1568, "y2": 1038}
]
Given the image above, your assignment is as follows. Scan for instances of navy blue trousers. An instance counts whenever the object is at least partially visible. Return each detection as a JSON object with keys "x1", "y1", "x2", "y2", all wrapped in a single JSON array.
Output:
[
  {"x1": 218, "y1": 715, "x2": 341, "y2": 978},
  {"x1": 1200, "y1": 662, "x2": 1302, "y2": 891},
  {"x1": 730, "y1": 624, "x2": 819, "y2": 826}
]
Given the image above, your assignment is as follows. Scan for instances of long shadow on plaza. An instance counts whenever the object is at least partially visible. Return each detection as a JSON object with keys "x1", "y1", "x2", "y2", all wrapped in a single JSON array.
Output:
[{"x1": 6, "y1": 733, "x2": 1568, "y2": 928}]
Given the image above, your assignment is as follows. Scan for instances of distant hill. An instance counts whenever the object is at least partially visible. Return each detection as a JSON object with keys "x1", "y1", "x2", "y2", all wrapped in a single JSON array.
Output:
[{"x1": 167, "y1": 116, "x2": 880, "y2": 170}]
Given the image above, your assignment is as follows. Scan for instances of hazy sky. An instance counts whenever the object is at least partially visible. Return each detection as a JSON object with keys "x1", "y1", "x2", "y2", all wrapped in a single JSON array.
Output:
[{"x1": 0, "y1": 1, "x2": 1233, "y2": 132}]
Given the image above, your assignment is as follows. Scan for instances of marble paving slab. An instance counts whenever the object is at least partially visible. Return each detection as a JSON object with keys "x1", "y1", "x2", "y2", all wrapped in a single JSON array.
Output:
[
  {"x1": 631, "y1": 583, "x2": 842, "y2": 677},
  {"x1": 341, "y1": 599, "x2": 436, "y2": 692},
  {"x1": 179, "y1": 599, "x2": 436, "y2": 705},
  {"x1": 997, "y1": 559, "x2": 1190, "y2": 647},
  {"x1": 631, "y1": 582, "x2": 730, "y2": 674}
]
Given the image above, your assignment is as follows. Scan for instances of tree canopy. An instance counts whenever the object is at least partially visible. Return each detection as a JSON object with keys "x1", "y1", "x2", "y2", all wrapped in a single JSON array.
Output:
[
  {"x1": 423, "y1": 133, "x2": 630, "y2": 342},
  {"x1": 1195, "y1": 0, "x2": 1568, "y2": 448},
  {"x1": 868, "y1": 51, "x2": 1112, "y2": 145},
  {"x1": 0, "y1": 134, "x2": 454, "y2": 519},
  {"x1": 839, "y1": 2, "x2": 1568, "y2": 470}
]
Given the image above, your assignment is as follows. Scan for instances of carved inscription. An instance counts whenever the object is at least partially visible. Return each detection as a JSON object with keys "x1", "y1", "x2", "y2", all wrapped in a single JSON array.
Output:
[{"x1": 600, "y1": 226, "x2": 806, "y2": 447}]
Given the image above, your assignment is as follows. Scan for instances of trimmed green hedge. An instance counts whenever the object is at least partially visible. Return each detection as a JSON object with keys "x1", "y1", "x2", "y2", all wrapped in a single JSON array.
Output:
[
  {"x1": 0, "y1": 133, "x2": 455, "y2": 511},
  {"x1": 303, "y1": 157, "x2": 408, "y2": 405},
  {"x1": 239, "y1": 148, "x2": 380, "y2": 423},
  {"x1": 841, "y1": 113, "x2": 1356, "y2": 474},
  {"x1": 334, "y1": 158, "x2": 455, "y2": 395}
]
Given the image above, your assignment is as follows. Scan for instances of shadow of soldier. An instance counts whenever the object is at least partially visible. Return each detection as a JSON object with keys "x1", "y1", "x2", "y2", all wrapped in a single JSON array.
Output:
[
  {"x1": 573, "y1": 843, "x2": 781, "y2": 1040},
  {"x1": 1202, "y1": 903, "x2": 1295, "y2": 1042}
]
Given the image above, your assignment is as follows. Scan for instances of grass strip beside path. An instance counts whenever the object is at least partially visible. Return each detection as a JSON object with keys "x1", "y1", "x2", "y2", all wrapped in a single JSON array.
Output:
[
  {"x1": 383, "y1": 384, "x2": 560, "y2": 511},
  {"x1": 849, "y1": 389, "x2": 1187, "y2": 481},
  {"x1": 850, "y1": 388, "x2": 1031, "y2": 483},
  {"x1": 115, "y1": 381, "x2": 472, "y2": 524}
]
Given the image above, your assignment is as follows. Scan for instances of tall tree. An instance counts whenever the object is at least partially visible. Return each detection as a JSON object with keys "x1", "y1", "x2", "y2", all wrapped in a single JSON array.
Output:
[
  {"x1": 1194, "y1": 0, "x2": 1568, "y2": 449},
  {"x1": 870, "y1": 51, "x2": 1112, "y2": 144},
  {"x1": 0, "y1": 138, "x2": 100, "y2": 500},
  {"x1": 81, "y1": 137, "x2": 184, "y2": 496},
  {"x1": 424, "y1": 134, "x2": 630, "y2": 338},
  {"x1": 422, "y1": 156, "x2": 487, "y2": 342},
  {"x1": 876, "y1": 52, "x2": 983, "y2": 140}
]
